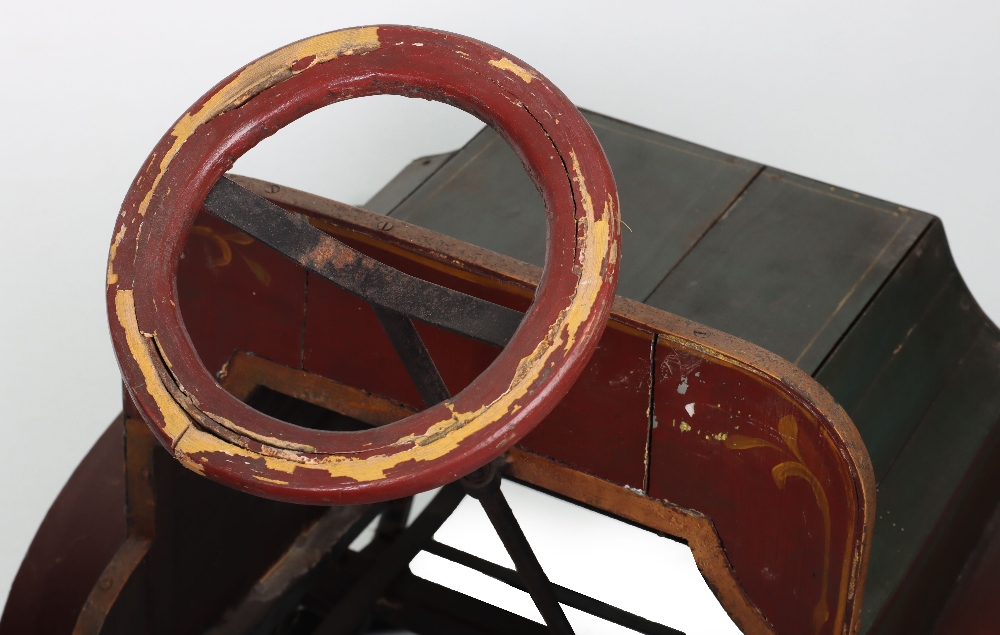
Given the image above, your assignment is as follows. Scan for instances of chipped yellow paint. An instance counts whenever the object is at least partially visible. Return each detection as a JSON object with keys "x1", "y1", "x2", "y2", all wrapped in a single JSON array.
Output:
[
  {"x1": 150, "y1": 333, "x2": 174, "y2": 370},
  {"x1": 175, "y1": 450, "x2": 206, "y2": 475},
  {"x1": 118, "y1": 32, "x2": 619, "y2": 484},
  {"x1": 139, "y1": 146, "x2": 615, "y2": 484},
  {"x1": 254, "y1": 476, "x2": 290, "y2": 485},
  {"x1": 133, "y1": 27, "x2": 380, "y2": 219},
  {"x1": 106, "y1": 224, "x2": 127, "y2": 286},
  {"x1": 713, "y1": 432, "x2": 728, "y2": 441},
  {"x1": 115, "y1": 290, "x2": 192, "y2": 442},
  {"x1": 126, "y1": 307, "x2": 318, "y2": 454},
  {"x1": 488, "y1": 57, "x2": 534, "y2": 83},
  {"x1": 679, "y1": 422, "x2": 691, "y2": 432}
]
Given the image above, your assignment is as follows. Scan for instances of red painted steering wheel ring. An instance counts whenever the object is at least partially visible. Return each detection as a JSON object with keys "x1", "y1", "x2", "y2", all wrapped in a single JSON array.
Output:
[{"x1": 106, "y1": 25, "x2": 620, "y2": 505}]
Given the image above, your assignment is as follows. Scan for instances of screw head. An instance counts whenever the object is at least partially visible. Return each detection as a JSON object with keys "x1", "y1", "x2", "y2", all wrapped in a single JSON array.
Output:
[
  {"x1": 376, "y1": 220, "x2": 394, "y2": 231},
  {"x1": 265, "y1": 184, "x2": 280, "y2": 193}
]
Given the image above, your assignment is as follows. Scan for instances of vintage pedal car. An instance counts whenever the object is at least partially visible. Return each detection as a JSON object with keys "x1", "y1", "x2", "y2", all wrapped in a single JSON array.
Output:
[{"x1": 3, "y1": 26, "x2": 999, "y2": 635}]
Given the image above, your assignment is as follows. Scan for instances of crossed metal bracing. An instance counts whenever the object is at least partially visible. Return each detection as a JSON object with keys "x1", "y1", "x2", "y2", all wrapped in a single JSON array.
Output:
[{"x1": 202, "y1": 177, "x2": 684, "y2": 635}]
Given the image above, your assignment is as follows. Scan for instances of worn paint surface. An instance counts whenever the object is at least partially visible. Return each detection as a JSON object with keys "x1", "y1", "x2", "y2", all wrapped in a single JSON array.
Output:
[
  {"x1": 170, "y1": 173, "x2": 874, "y2": 635},
  {"x1": 726, "y1": 416, "x2": 838, "y2": 634},
  {"x1": 118, "y1": 197, "x2": 613, "y2": 483},
  {"x1": 104, "y1": 25, "x2": 874, "y2": 634},
  {"x1": 650, "y1": 334, "x2": 869, "y2": 635},
  {"x1": 115, "y1": 290, "x2": 190, "y2": 441},
  {"x1": 106, "y1": 27, "x2": 381, "y2": 289},
  {"x1": 134, "y1": 27, "x2": 380, "y2": 221},
  {"x1": 108, "y1": 26, "x2": 621, "y2": 503},
  {"x1": 488, "y1": 56, "x2": 535, "y2": 83}
]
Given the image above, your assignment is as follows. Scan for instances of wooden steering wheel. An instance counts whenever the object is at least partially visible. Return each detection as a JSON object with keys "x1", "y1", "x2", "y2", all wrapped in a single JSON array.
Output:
[{"x1": 106, "y1": 25, "x2": 620, "y2": 506}]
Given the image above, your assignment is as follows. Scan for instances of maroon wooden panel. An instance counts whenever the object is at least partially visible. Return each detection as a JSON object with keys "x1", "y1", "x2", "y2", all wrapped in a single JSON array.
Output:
[
  {"x1": 649, "y1": 336, "x2": 865, "y2": 635},
  {"x1": 177, "y1": 210, "x2": 306, "y2": 374},
  {"x1": 0, "y1": 418, "x2": 126, "y2": 635},
  {"x1": 303, "y1": 273, "x2": 424, "y2": 409},
  {"x1": 521, "y1": 324, "x2": 652, "y2": 489},
  {"x1": 125, "y1": 174, "x2": 873, "y2": 633}
]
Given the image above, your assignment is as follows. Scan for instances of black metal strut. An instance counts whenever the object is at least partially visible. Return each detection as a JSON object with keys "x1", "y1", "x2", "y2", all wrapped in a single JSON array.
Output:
[{"x1": 462, "y1": 460, "x2": 576, "y2": 635}]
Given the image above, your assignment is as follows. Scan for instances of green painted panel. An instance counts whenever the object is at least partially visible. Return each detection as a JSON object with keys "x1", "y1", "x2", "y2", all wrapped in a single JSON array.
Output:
[
  {"x1": 859, "y1": 326, "x2": 1000, "y2": 633},
  {"x1": 816, "y1": 222, "x2": 984, "y2": 479},
  {"x1": 645, "y1": 169, "x2": 933, "y2": 374},
  {"x1": 363, "y1": 152, "x2": 455, "y2": 215},
  {"x1": 388, "y1": 111, "x2": 761, "y2": 301}
]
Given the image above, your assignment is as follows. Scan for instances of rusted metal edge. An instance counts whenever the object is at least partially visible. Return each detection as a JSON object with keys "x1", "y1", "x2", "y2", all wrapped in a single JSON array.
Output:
[{"x1": 204, "y1": 177, "x2": 523, "y2": 348}]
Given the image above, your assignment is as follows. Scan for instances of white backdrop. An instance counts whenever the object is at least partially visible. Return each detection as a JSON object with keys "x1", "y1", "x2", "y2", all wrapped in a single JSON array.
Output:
[{"x1": 2, "y1": 0, "x2": 998, "y2": 627}]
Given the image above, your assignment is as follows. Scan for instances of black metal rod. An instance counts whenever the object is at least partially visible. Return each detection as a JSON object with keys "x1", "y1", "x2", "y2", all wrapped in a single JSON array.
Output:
[
  {"x1": 462, "y1": 467, "x2": 575, "y2": 635},
  {"x1": 373, "y1": 496, "x2": 414, "y2": 546},
  {"x1": 311, "y1": 484, "x2": 466, "y2": 635},
  {"x1": 372, "y1": 306, "x2": 451, "y2": 408},
  {"x1": 204, "y1": 177, "x2": 523, "y2": 348},
  {"x1": 377, "y1": 571, "x2": 552, "y2": 635},
  {"x1": 424, "y1": 540, "x2": 684, "y2": 635}
]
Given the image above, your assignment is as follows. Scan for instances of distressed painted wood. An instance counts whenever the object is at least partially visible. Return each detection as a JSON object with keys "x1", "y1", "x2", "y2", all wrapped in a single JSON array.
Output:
[
  {"x1": 645, "y1": 169, "x2": 932, "y2": 375},
  {"x1": 389, "y1": 110, "x2": 762, "y2": 302},
  {"x1": 18, "y1": 25, "x2": 996, "y2": 629},
  {"x1": 72, "y1": 415, "x2": 331, "y2": 635},
  {"x1": 106, "y1": 26, "x2": 621, "y2": 505},
  {"x1": 811, "y1": 219, "x2": 1000, "y2": 632},
  {"x1": 858, "y1": 327, "x2": 1000, "y2": 634},
  {"x1": 815, "y1": 221, "x2": 983, "y2": 479},
  {"x1": 369, "y1": 113, "x2": 1000, "y2": 634},
  {"x1": 649, "y1": 336, "x2": 866, "y2": 635},
  {"x1": 178, "y1": 212, "x2": 307, "y2": 374},
  {"x1": 161, "y1": 175, "x2": 873, "y2": 634},
  {"x1": 0, "y1": 419, "x2": 125, "y2": 635}
]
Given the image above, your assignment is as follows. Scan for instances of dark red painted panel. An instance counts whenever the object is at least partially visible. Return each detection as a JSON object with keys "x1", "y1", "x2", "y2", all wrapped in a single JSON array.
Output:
[
  {"x1": 0, "y1": 418, "x2": 126, "y2": 635},
  {"x1": 178, "y1": 210, "x2": 306, "y2": 374},
  {"x1": 521, "y1": 325, "x2": 652, "y2": 489},
  {"x1": 649, "y1": 338, "x2": 860, "y2": 635}
]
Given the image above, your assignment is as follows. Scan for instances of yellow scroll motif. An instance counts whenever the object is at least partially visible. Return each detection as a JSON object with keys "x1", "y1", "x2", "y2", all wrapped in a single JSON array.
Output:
[
  {"x1": 725, "y1": 415, "x2": 831, "y2": 634},
  {"x1": 189, "y1": 226, "x2": 271, "y2": 286}
]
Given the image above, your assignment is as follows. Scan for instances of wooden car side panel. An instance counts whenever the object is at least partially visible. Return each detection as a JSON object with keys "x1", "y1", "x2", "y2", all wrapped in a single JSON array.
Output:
[{"x1": 162, "y1": 175, "x2": 873, "y2": 634}]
